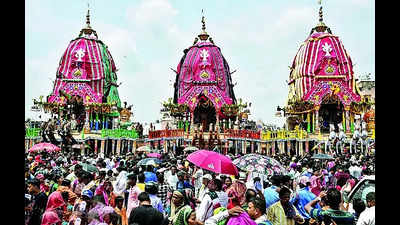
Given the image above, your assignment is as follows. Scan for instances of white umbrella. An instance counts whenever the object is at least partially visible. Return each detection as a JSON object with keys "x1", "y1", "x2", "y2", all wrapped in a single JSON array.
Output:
[
  {"x1": 183, "y1": 146, "x2": 199, "y2": 152},
  {"x1": 136, "y1": 145, "x2": 151, "y2": 152}
]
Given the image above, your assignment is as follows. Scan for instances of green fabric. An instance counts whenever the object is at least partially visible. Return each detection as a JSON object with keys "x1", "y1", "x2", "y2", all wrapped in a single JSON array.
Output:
[
  {"x1": 100, "y1": 43, "x2": 121, "y2": 108},
  {"x1": 174, "y1": 205, "x2": 193, "y2": 225},
  {"x1": 213, "y1": 207, "x2": 228, "y2": 225},
  {"x1": 107, "y1": 111, "x2": 120, "y2": 117},
  {"x1": 310, "y1": 208, "x2": 354, "y2": 225},
  {"x1": 207, "y1": 191, "x2": 218, "y2": 200},
  {"x1": 107, "y1": 85, "x2": 121, "y2": 108}
]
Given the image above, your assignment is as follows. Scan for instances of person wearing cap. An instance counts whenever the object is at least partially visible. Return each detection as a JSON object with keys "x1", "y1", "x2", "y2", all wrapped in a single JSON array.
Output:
[
  {"x1": 290, "y1": 176, "x2": 320, "y2": 225},
  {"x1": 196, "y1": 174, "x2": 212, "y2": 203},
  {"x1": 26, "y1": 178, "x2": 48, "y2": 225}
]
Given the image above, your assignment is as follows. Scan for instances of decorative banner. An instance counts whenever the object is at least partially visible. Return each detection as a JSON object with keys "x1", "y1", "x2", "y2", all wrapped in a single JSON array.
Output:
[
  {"x1": 101, "y1": 129, "x2": 138, "y2": 139},
  {"x1": 25, "y1": 128, "x2": 41, "y2": 138}
]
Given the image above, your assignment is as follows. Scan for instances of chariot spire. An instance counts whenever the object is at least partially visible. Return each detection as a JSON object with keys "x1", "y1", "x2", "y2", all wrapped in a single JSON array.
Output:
[
  {"x1": 79, "y1": 3, "x2": 98, "y2": 38},
  {"x1": 198, "y1": 9, "x2": 210, "y2": 41},
  {"x1": 310, "y1": 0, "x2": 331, "y2": 34}
]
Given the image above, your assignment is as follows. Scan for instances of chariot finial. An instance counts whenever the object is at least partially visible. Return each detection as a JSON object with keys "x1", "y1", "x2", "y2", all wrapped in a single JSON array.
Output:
[{"x1": 198, "y1": 9, "x2": 210, "y2": 41}]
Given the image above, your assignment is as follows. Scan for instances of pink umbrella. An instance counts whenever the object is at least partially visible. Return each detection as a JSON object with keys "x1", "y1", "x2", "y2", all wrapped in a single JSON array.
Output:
[
  {"x1": 147, "y1": 153, "x2": 161, "y2": 158},
  {"x1": 28, "y1": 142, "x2": 61, "y2": 153},
  {"x1": 187, "y1": 150, "x2": 238, "y2": 176}
]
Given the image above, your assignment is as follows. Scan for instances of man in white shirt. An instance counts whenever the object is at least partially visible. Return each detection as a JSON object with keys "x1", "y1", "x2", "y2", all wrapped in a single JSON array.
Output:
[
  {"x1": 196, "y1": 174, "x2": 212, "y2": 203},
  {"x1": 349, "y1": 162, "x2": 363, "y2": 180},
  {"x1": 164, "y1": 165, "x2": 178, "y2": 190},
  {"x1": 196, "y1": 179, "x2": 226, "y2": 223},
  {"x1": 193, "y1": 167, "x2": 204, "y2": 196},
  {"x1": 357, "y1": 192, "x2": 375, "y2": 225}
]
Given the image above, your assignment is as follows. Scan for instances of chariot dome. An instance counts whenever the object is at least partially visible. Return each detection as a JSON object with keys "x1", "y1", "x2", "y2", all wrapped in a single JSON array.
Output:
[
  {"x1": 285, "y1": 5, "x2": 361, "y2": 134},
  {"x1": 172, "y1": 15, "x2": 237, "y2": 130},
  {"x1": 47, "y1": 10, "x2": 121, "y2": 108}
]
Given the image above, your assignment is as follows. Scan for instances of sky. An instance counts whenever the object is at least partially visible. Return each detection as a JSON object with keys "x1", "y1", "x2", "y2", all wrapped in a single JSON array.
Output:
[{"x1": 26, "y1": 0, "x2": 374, "y2": 126}]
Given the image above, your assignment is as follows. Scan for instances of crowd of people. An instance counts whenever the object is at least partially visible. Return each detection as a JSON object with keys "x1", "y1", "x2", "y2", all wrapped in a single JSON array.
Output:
[{"x1": 25, "y1": 149, "x2": 375, "y2": 225}]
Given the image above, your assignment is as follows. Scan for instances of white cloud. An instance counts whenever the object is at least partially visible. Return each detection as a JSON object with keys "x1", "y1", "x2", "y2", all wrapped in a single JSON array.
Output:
[
  {"x1": 126, "y1": 0, "x2": 178, "y2": 28},
  {"x1": 26, "y1": 0, "x2": 374, "y2": 127}
]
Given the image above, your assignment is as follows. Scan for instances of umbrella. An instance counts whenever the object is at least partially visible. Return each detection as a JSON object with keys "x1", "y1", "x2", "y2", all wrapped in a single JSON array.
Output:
[
  {"x1": 70, "y1": 162, "x2": 99, "y2": 173},
  {"x1": 232, "y1": 153, "x2": 285, "y2": 176},
  {"x1": 187, "y1": 150, "x2": 238, "y2": 176},
  {"x1": 183, "y1": 146, "x2": 199, "y2": 152},
  {"x1": 137, "y1": 158, "x2": 161, "y2": 166},
  {"x1": 311, "y1": 153, "x2": 334, "y2": 160},
  {"x1": 29, "y1": 142, "x2": 61, "y2": 153},
  {"x1": 136, "y1": 146, "x2": 151, "y2": 152},
  {"x1": 147, "y1": 153, "x2": 161, "y2": 158}
]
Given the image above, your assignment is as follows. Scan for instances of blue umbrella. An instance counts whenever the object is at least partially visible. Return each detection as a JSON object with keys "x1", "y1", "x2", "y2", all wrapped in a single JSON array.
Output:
[
  {"x1": 311, "y1": 153, "x2": 334, "y2": 160},
  {"x1": 137, "y1": 158, "x2": 161, "y2": 166}
]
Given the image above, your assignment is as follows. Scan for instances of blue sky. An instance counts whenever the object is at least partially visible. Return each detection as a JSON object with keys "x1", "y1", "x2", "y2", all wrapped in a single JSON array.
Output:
[{"x1": 26, "y1": 0, "x2": 374, "y2": 126}]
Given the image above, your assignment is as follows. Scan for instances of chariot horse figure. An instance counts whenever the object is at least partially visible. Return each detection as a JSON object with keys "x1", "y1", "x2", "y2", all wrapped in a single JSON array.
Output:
[
  {"x1": 40, "y1": 121, "x2": 49, "y2": 143},
  {"x1": 46, "y1": 118, "x2": 59, "y2": 146},
  {"x1": 350, "y1": 120, "x2": 362, "y2": 154},
  {"x1": 325, "y1": 124, "x2": 337, "y2": 153},
  {"x1": 336, "y1": 124, "x2": 347, "y2": 155},
  {"x1": 360, "y1": 121, "x2": 369, "y2": 155}
]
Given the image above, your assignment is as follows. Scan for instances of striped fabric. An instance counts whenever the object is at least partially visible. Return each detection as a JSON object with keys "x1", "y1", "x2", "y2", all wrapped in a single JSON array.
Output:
[
  {"x1": 50, "y1": 37, "x2": 119, "y2": 104},
  {"x1": 266, "y1": 201, "x2": 303, "y2": 225},
  {"x1": 288, "y1": 32, "x2": 356, "y2": 102},
  {"x1": 175, "y1": 41, "x2": 236, "y2": 109}
]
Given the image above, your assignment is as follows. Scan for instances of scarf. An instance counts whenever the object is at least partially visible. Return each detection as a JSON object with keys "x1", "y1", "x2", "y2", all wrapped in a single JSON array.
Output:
[
  {"x1": 227, "y1": 180, "x2": 247, "y2": 206},
  {"x1": 57, "y1": 185, "x2": 77, "y2": 205},
  {"x1": 173, "y1": 205, "x2": 192, "y2": 225},
  {"x1": 170, "y1": 191, "x2": 185, "y2": 223},
  {"x1": 46, "y1": 191, "x2": 65, "y2": 210},
  {"x1": 41, "y1": 209, "x2": 61, "y2": 225}
]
